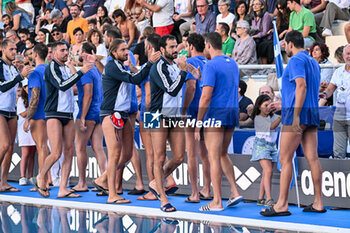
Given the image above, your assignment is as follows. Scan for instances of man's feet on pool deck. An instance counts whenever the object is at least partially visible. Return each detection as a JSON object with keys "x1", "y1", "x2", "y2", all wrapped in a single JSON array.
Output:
[{"x1": 32, "y1": 177, "x2": 49, "y2": 198}]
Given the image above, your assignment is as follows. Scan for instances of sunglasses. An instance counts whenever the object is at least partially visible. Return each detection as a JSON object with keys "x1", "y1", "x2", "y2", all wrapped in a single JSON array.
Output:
[{"x1": 52, "y1": 32, "x2": 60, "y2": 36}]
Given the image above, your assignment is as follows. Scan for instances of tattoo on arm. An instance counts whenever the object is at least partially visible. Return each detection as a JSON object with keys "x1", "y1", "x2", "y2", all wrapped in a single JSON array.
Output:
[
  {"x1": 26, "y1": 87, "x2": 40, "y2": 120},
  {"x1": 128, "y1": 62, "x2": 139, "y2": 74}
]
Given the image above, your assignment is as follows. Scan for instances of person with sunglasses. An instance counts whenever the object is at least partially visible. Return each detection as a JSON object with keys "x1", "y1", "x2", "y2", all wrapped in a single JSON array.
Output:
[{"x1": 51, "y1": 25, "x2": 70, "y2": 49}]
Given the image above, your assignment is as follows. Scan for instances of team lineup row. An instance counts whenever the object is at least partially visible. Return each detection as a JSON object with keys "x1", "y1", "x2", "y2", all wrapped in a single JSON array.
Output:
[{"x1": 0, "y1": 29, "x2": 326, "y2": 215}]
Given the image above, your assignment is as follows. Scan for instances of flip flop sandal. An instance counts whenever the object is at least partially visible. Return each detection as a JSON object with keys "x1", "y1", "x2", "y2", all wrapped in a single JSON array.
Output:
[
  {"x1": 1, "y1": 186, "x2": 20, "y2": 192},
  {"x1": 92, "y1": 180, "x2": 108, "y2": 193},
  {"x1": 96, "y1": 190, "x2": 108, "y2": 196},
  {"x1": 199, "y1": 204, "x2": 224, "y2": 211},
  {"x1": 185, "y1": 197, "x2": 200, "y2": 203},
  {"x1": 32, "y1": 177, "x2": 50, "y2": 198},
  {"x1": 137, "y1": 194, "x2": 158, "y2": 201},
  {"x1": 260, "y1": 206, "x2": 292, "y2": 217},
  {"x1": 303, "y1": 205, "x2": 327, "y2": 213},
  {"x1": 106, "y1": 198, "x2": 131, "y2": 204},
  {"x1": 160, "y1": 203, "x2": 176, "y2": 212},
  {"x1": 70, "y1": 188, "x2": 89, "y2": 192},
  {"x1": 127, "y1": 188, "x2": 146, "y2": 195},
  {"x1": 257, "y1": 198, "x2": 266, "y2": 206},
  {"x1": 57, "y1": 192, "x2": 82, "y2": 198},
  {"x1": 227, "y1": 196, "x2": 243, "y2": 207},
  {"x1": 199, "y1": 192, "x2": 212, "y2": 200},
  {"x1": 165, "y1": 185, "x2": 178, "y2": 195},
  {"x1": 149, "y1": 186, "x2": 161, "y2": 200}
]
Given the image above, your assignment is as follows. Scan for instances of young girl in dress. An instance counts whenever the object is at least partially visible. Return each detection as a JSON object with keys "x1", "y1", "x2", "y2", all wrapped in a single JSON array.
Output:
[{"x1": 251, "y1": 94, "x2": 281, "y2": 207}]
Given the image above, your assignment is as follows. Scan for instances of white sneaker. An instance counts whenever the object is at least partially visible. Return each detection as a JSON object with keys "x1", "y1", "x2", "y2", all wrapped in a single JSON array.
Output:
[
  {"x1": 322, "y1": 28, "x2": 333, "y2": 37},
  {"x1": 28, "y1": 178, "x2": 34, "y2": 185},
  {"x1": 19, "y1": 177, "x2": 28, "y2": 186}
]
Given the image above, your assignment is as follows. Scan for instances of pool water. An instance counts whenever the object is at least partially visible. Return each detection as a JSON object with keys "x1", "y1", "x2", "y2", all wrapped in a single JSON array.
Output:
[{"x1": 0, "y1": 201, "x2": 303, "y2": 233}]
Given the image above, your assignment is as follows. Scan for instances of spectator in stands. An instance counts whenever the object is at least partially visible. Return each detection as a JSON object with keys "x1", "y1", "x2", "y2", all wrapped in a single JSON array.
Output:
[
  {"x1": 217, "y1": 0, "x2": 235, "y2": 30},
  {"x1": 35, "y1": 8, "x2": 54, "y2": 33},
  {"x1": 70, "y1": 27, "x2": 85, "y2": 66},
  {"x1": 302, "y1": 0, "x2": 326, "y2": 13},
  {"x1": 104, "y1": 0, "x2": 126, "y2": 17},
  {"x1": 23, "y1": 48, "x2": 33, "y2": 66},
  {"x1": 16, "y1": 0, "x2": 35, "y2": 23},
  {"x1": 95, "y1": 6, "x2": 109, "y2": 32},
  {"x1": 177, "y1": 31, "x2": 189, "y2": 57},
  {"x1": 45, "y1": 0, "x2": 71, "y2": 20},
  {"x1": 335, "y1": 45, "x2": 345, "y2": 63},
  {"x1": 216, "y1": 22, "x2": 235, "y2": 57},
  {"x1": 18, "y1": 29, "x2": 30, "y2": 45},
  {"x1": 309, "y1": 42, "x2": 334, "y2": 93},
  {"x1": 46, "y1": 43, "x2": 54, "y2": 63},
  {"x1": 239, "y1": 80, "x2": 254, "y2": 121},
  {"x1": 2, "y1": 14, "x2": 13, "y2": 32},
  {"x1": 276, "y1": 0, "x2": 290, "y2": 40},
  {"x1": 5, "y1": 2, "x2": 34, "y2": 33},
  {"x1": 251, "y1": 0, "x2": 273, "y2": 64},
  {"x1": 267, "y1": 0, "x2": 278, "y2": 16},
  {"x1": 51, "y1": 25, "x2": 70, "y2": 48},
  {"x1": 125, "y1": 0, "x2": 148, "y2": 33},
  {"x1": 50, "y1": 9, "x2": 69, "y2": 35},
  {"x1": 88, "y1": 19, "x2": 97, "y2": 30},
  {"x1": 81, "y1": 0, "x2": 105, "y2": 19},
  {"x1": 87, "y1": 28, "x2": 107, "y2": 67},
  {"x1": 13, "y1": 54, "x2": 24, "y2": 70},
  {"x1": 260, "y1": 85, "x2": 281, "y2": 113},
  {"x1": 231, "y1": 1, "x2": 250, "y2": 39},
  {"x1": 287, "y1": 0, "x2": 316, "y2": 48},
  {"x1": 67, "y1": 4, "x2": 89, "y2": 44},
  {"x1": 233, "y1": 20, "x2": 257, "y2": 75},
  {"x1": 134, "y1": 26, "x2": 155, "y2": 66},
  {"x1": 25, "y1": 38, "x2": 36, "y2": 49},
  {"x1": 37, "y1": 28, "x2": 54, "y2": 45},
  {"x1": 194, "y1": 0, "x2": 216, "y2": 35},
  {"x1": 137, "y1": 0, "x2": 174, "y2": 36},
  {"x1": 102, "y1": 17, "x2": 114, "y2": 28},
  {"x1": 320, "y1": 44, "x2": 350, "y2": 159},
  {"x1": 113, "y1": 9, "x2": 139, "y2": 51},
  {"x1": 240, "y1": 85, "x2": 280, "y2": 127},
  {"x1": 173, "y1": 0, "x2": 195, "y2": 38},
  {"x1": 315, "y1": 0, "x2": 349, "y2": 37},
  {"x1": 5, "y1": 30, "x2": 25, "y2": 53}
]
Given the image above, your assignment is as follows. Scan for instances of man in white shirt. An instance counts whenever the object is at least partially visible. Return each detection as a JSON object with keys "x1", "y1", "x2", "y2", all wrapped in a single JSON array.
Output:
[
  {"x1": 321, "y1": 44, "x2": 350, "y2": 159},
  {"x1": 104, "y1": 0, "x2": 126, "y2": 17},
  {"x1": 137, "y1": 0, "x2": 174, "y2": 36}
]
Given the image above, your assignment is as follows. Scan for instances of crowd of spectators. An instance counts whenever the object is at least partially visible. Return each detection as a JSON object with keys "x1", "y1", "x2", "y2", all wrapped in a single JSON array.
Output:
[{"x1": 0, "y1": 0, "x2": 348, "y2": 68}]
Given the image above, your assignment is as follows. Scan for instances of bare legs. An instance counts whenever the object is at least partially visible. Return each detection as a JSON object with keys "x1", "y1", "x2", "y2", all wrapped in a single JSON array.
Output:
[
  {"x1": 0, "y1": 117, "x2": 19, "y2": 191},
  {"x1": 73, "y1": 119, "x2": 107, "y2": 191}
]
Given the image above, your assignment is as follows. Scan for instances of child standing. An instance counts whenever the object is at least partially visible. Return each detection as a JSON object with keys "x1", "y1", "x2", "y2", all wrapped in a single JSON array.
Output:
[
  {"x1": 251, "y1": 95, "x2": 281, "y2": 207},
  {"x1": 17, "y1": 80, "x2": 36, "y2": 185}
]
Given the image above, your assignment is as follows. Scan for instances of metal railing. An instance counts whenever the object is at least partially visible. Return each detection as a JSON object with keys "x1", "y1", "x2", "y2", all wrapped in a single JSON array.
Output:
[{"x1": 237, "y1": 63, "x2": 344, "y2": 70}]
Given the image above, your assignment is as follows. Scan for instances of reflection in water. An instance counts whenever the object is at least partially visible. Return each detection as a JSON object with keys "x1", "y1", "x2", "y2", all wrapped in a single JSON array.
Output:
[{"x1": 0, "y1": 202, "x2": 298, "y2": 233}]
